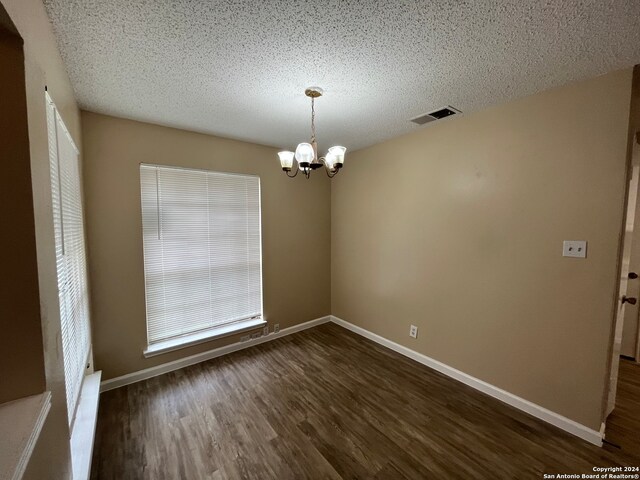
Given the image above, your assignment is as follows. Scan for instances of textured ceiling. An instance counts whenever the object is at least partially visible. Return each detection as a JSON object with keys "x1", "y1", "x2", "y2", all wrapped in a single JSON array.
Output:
[{"x1": 43, "y1": 0, "x2": 640, "y2": 152}]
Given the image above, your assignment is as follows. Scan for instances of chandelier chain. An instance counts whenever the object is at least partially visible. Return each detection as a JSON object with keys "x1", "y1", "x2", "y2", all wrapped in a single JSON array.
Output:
[{"x1": 311, "y1": 97, "x2": 316, "y2": 143}]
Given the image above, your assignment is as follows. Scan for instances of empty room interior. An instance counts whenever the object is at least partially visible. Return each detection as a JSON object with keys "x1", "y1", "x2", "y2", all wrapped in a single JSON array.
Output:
[{"x1": 3, "y1": 1, "x2": 640, "y2": 479}]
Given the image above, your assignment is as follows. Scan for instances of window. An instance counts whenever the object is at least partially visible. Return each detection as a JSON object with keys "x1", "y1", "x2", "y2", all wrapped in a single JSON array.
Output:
[
  {"x1": 140, "y1": 164, "x2": 263, "y2": 356},
  {"x1": 46, "y1": 93, "x2": 91, "y2": 428}
]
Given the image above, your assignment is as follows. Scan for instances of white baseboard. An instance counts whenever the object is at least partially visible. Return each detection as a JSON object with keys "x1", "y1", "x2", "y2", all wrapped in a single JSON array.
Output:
[
  {"x1": 98, "y1": 313, "x2": 602, "y2": 447},
  {"x1": 330, "y1": 315, "x2": 603, "y2": 447},
  {"x1": 100, "y1": 316, "x2": 331, "y2": 392}
]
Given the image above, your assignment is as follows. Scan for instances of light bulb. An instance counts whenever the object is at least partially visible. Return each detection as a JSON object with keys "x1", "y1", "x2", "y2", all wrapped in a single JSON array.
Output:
[
  {"x1": 278, "y1": 151, "x2": 294, "y2": 170},
  {"x1": 295, "y1": 143, "x2": 315, "y2": 167}
]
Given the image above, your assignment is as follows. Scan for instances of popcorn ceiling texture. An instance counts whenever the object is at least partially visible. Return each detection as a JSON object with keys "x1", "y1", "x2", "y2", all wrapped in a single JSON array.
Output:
[{"x1": 43, "y1": 0, "x2": 640, "y2": 151}]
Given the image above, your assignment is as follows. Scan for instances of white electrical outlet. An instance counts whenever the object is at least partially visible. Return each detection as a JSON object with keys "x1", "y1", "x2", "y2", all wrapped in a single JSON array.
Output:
[
  {"x1": 409, "y1": 325, "x2": 418, "y2": 338},
  {"x1": 263, "y1": 326, "x2": 269, "y2": 336},
  {"x1": 240, "y1": 335, "x2": 251, "y2": 342},
  {"x1": 274, "y1": 323, "x2": 280, "y2": 334}
]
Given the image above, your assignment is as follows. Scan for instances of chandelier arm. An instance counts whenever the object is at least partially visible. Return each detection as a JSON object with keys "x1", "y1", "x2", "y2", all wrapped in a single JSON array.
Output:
[
  {"x1": 285, "y1": 161, "x2": 299, "y2": 178},
  {"x1": 324, "y1": 166, "x2": 338, "y2": 178},
  {"x1": 317, "y1": 157, "x2": 338, "y2": 178}
]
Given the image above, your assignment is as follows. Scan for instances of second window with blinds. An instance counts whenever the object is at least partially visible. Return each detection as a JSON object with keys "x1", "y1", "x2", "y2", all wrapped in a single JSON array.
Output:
[{"x1": 140, "y1": 164, "x2": 264, "y2": 356}]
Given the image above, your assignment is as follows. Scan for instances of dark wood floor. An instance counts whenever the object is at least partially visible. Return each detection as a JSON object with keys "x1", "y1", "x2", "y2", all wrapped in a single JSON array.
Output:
[
  {"x1": 91, "y1": 323, "x2": 639, "y2": 479},
  {"x1": 606, "y1": 358, "x2": 640, "y2": 458}
]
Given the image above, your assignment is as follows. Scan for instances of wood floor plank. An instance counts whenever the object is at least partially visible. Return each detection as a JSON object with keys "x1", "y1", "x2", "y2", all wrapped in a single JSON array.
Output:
[{"x1": 91, "y1": 323, "x2": 640, "y2": 479}]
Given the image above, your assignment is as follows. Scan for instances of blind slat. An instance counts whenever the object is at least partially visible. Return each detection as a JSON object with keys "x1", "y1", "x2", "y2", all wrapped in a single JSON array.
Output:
[{"x1": 140, "y1": 165, "x2": 263, "y2": 345}]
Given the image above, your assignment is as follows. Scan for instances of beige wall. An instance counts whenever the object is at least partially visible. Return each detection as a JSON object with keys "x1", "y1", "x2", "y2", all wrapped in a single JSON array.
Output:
[
  {"x1": 331, "y1": 69, "x2": 633, "y2": 431},
  {"x1": 81, "y1": 112, "x2": 331, "y2": 380},
  {"x1": 0, "y1": 27, "x2": 46, "y2": 404},
  {"x1": 1, "y1": 0, "x2": 83, "y2": 478}
]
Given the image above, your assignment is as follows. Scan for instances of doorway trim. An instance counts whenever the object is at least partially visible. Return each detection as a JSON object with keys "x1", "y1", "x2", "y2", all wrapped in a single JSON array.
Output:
[{"x1": 600, "y1": 64, "x2": 640, "y2": 430}]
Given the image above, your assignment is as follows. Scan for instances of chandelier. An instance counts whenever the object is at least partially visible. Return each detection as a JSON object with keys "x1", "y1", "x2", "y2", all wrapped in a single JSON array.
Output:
[{"x1": 278, "y1": 87, "x2": 346, "y2": 179}]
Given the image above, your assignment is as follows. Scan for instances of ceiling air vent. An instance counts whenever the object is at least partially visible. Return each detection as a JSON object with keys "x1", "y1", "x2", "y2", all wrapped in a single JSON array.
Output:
[{"x1": 410, "y1": 106, "x2": 461, "y2": 125}]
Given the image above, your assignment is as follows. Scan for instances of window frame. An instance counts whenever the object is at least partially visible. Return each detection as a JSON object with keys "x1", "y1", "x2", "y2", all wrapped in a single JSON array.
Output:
[
  {"x1": 46, "y1": 92, "x2": 92, "y2": 429},
  {"x1": 139, "y1": 164, "x2": 265, "y2": 356}
]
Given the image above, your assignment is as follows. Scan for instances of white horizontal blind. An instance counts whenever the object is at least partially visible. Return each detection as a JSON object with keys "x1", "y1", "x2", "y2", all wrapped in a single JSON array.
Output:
[
  {"x1": 46, "y1": 94, "x2": 91, "y2": 428},
  {"x1": 140, "y1": 164, "x2": 262, "y2": 345}
]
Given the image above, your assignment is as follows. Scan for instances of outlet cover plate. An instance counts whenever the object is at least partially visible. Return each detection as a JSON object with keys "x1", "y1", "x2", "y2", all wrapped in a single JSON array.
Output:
[
  {"x1": 563, "y1": 240, "x2": 587, "y2": 258},
  {"x1": 409, "y1": 325, "x2": 418, "y2": 338}
]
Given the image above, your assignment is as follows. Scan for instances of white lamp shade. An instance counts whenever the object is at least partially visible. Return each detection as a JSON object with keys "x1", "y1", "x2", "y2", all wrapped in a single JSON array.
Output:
[
  {"x1": 295, "y1": 143, "x2": 315, "y2": 166},
  {"x1": 278, "y1": 151, "x2": 294, "y2": 169},
  {"x1": 325, "y1": 152, "x2": 337, "y2": 169},
  {"x1": 328, "y1": 146, "x2": 346, "y2": 166}
]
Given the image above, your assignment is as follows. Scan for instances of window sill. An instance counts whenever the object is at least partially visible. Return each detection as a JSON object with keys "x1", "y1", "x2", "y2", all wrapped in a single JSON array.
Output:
[
  {"x1": 143, "y1": 318, "x2": 267, "y2": 358},
  {"x1": 71, "y1": 371, "x2": 101, "y2": 480},
  {"x1": 0, "y1": 391, "x2": 51, "y2": 480}
]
